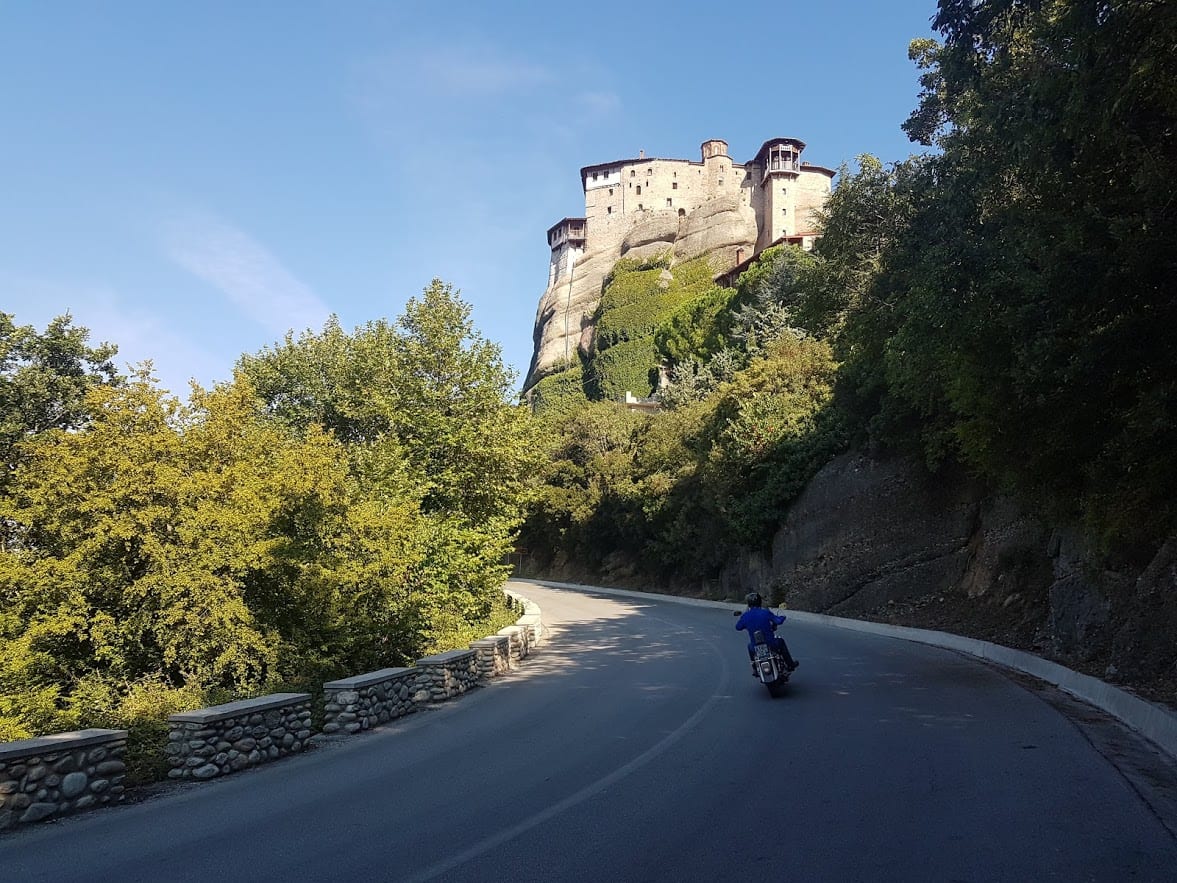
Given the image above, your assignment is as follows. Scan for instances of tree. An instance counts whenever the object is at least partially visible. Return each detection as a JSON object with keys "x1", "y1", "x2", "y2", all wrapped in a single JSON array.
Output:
[
  {"x1": 0, "y1": 313, "x2": 121, "y2": 479},
  {"x1": 240, "y1": 281, "x2": 538, "y2": 635},
  {"x1": 241, "y1": 281, "x2": 535, "y2": 528},
  {"x1": 841, "y1": 0, "x2": 1177, "y2": 541}
]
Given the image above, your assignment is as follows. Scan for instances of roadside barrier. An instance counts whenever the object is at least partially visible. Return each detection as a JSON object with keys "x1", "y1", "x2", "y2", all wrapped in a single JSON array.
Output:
[{"x1": 0, "y1": 587, "x2": 544, "y2": 831}]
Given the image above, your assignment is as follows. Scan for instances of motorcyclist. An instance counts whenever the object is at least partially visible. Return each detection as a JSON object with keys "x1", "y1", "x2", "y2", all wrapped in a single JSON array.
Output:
[{"x1": 736, "y1": 592, "x2": 799, "y2": 675}]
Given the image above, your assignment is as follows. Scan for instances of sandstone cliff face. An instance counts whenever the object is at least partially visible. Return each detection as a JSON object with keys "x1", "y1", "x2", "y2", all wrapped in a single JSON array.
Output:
[
  {"x1": 672, "y1": 195, "x2": 757, "y2": 263},
  {"x1": 526, "y1": 248, "x2": 610, "y2": 382},
  {"x1": 719, "y1": 449, "x2": 1177, "y2": 695},
  {"x1": 524, "y1": 198, "x2": 758, "y2": 391}
]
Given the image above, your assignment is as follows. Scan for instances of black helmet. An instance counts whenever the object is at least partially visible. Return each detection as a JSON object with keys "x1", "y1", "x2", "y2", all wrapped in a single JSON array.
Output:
[{"x1": 745, "y1": 592, "x2": 763, "y2": 608}]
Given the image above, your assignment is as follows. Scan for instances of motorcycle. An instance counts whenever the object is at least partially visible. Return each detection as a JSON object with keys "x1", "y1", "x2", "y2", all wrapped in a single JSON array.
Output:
[{"x1": 734, "y1": 611, "x2": 791, "y2": 697}]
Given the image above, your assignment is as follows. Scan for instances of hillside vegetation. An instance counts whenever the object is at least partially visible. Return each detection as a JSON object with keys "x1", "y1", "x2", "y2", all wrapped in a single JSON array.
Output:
[{"x1": 521, "y1": 0, "x2": 1177, "y2": 593}]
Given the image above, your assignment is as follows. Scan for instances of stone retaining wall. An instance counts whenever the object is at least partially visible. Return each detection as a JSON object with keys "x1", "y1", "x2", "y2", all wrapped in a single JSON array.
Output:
[
  {"x1": 498, "y1": 625, "x2": 530, "y2": 663},
  {"x1": 413, "y1": 649, "x2": 479, "y2": 701},
  {"x1": 321, "y1": 589, "x2": 544, "y2": 739},
  {"x1": 323, "y1": 668, "x2": 418, "y2": 735},
  {"x1": 2, "y1": 588, "x2": 546, "y2": 829},
  {"x1": 506, "y1": 590, "x2": 544, "y2": 649},
  {"x1": 471, "y1": 635, "x2": 512, "y2": 677},
  {"x1": 0, "y1": 729, "x2": 127, "y2": 831},
  {"x1": 166, "y1": 693, "x2": 312, "y2": 781}
]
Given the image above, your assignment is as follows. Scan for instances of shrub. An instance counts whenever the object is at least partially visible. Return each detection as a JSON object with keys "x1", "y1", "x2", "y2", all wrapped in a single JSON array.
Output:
[
  {"x1": 588, "y1": 339, "x2": 659, "y2": 401},
  {"x1": 530, "y1": 363, "x2": 587, "y2": 418}
]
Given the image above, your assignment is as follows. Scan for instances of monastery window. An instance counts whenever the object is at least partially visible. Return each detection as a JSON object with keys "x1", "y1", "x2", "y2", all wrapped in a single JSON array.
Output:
[
  {"x1": 630, "y1": 170, "x2": 636, "y2": 177},
  {"x1": 647, "y1": 167, "x2": 652, "y2": 175},
  {"x1": 719, "y1": 179, "x2": 724, "y2": 186},
  {"x1": 607, "y1": 206, "x2": 613, "y2": 214},
  {"x1": 666, "y1": 198, "x2": 672, "y2": 207},
  {"x1": 678, "y1": 208, "x2": 686, "y2": 217},
  {"x1": 672, "y1": 182, "x2": 678, "y2": 190},
  {"x1": 638, "y1": 203, "x2": 643, "y2": 210},
  {"x1": 636, "y1": 185, "x2": 641, "y2": 195},
  {"x1": 609, "y1": 188, "x2": 614, "y2": 196}
]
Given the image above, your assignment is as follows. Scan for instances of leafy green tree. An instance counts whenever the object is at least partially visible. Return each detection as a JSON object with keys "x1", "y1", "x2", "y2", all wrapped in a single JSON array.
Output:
[
  {"x1": 241, "y1": 281, "x2": 534, "y2": 528},
  {"x1": 655, "y1": 287, "x2": 736, "y2": 365},
  {"x1": 0, "y1": 374, "x2": 323, "y2": 735},
  {"x1": 240, "y1": 281, "x2": 538, "y2": 649},
  {"x1": 0, "y1": 313, "x2": 121, "y2": 480}
]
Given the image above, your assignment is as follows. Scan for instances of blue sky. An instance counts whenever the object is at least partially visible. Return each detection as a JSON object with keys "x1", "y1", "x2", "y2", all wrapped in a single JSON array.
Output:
[{"x1": 1, "y1": 1, "x2": 937, "y2": 395}]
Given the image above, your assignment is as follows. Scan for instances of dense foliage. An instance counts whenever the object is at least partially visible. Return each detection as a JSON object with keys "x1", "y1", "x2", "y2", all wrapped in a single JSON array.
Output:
[
  {"x1": 0, "y1": 283, "x2": 533, "y2": 777},
  {"x1": 585, "y1": 255, "x2": 720, "y2": 401},
  {"x1": 0, "y1": 313, "x2": 121, "y2": 485},
  {"x1": 524, "y1": 0, "x2": 1177, "y2": 582},
  {"x1": 829, "y1": 0, "x2": 1177, "y2": 545},
  {"x1": 523, "y1": 247, "x2": 847, "y2": 582}
]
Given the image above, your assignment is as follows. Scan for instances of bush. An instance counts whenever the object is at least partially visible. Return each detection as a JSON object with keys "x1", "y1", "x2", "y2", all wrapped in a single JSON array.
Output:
[
  {"x1": 588, "y1": 339, "x2": 660, "y2": 401},
  {"x1": 70, "y1": 675, "x2": 229, "y2": 785},
  {"x1": 530, "y1": 363, "x2": 588, "y2": 418}
]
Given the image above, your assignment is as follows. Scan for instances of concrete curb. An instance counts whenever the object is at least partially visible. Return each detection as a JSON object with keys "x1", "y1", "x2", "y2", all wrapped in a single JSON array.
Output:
[{"x1": 509, "y1": 578, "x2": 1177, "y2": 762}]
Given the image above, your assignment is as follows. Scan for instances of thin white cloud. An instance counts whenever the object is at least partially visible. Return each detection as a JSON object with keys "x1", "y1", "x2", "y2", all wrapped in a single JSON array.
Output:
[
  {"x1": 422, "y1": 47, "x2": 552, "y2": 96},
  {"x1": 578, "y1": 90, "x2": 621, "y2": 117},
  {"x1": 2, "y1": 274, "x2": 227, "y2": 396},
  {"x1": 356, "y1": 45, "x2": 552, "y2": 106},
  {"x1": 166, "y1": 215, "x2": 329, "y2": 337}
]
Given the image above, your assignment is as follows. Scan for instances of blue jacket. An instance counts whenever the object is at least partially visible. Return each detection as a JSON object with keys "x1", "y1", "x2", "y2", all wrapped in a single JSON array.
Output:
[{"x1": 736, "y1": 607, "x2": 786, "y2": 652}]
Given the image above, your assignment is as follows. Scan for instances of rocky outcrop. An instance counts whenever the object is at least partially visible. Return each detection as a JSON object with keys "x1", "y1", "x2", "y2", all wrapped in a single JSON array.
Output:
[
  {"x1": 719, "y1": 449, "x2": 1177, "y2": 696},
  {"x1": 620, "y1": 213, "x2": 678, "y2": 261},
  {"x1": 525, "y1": 197, "x2": 758, "y2": 391},
  {"x1": 720, "y1": 452, "x2": 984, "y2": 613},
  {"x1": 673, "y1": 196, "x2": 757, "y2": 263},
  {"x1": 526, "y1": 249, "x2": 611, "y2": 384}
]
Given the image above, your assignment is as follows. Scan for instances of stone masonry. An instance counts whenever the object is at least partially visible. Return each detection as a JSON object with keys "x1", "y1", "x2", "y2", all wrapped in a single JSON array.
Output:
[
  {"x1": 166, "y1": 693, "x2": 312, "y2": 781},
  {"x1": 470, "y1": 635, "x2": 512, "y2": 677},
  {"x1": 321, "y1": 590, "x2": 545, "y2": 738},
  {"x1": 413, "y1": 649, "x2": 479, "y2": 701},
  {"x1": 323, "y1": 668, "x2": 419, "y2": 735},
  {"x1": 0, "y1": 729, "x2": 127, "y2": 830}
]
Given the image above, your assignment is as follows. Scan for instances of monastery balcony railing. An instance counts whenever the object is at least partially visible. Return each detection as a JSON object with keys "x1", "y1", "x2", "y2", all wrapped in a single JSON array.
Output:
[
  {"x1": 761, "y1": 159, "x2": 800, "y2": 184},
  {"x1": 549, "y1": 229, "x2": 586, "y2": 248}
]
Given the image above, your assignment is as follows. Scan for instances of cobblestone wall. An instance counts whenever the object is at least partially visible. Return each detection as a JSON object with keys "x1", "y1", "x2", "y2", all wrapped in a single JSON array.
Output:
[
  {"x1": 166, "y1": 694, "x2": 311, "y2": 781},
  {"x1": 323, "y1": 668, "x2": 418, "y2": 735},
  {"x1": 412, "y1": 649, "x2": 479, "y2": 701},
  {"x1": 498, "y1": 625, "x2": 530, "y2": 663},
  {"x1": 3, "y1": 588, "x2": 546, "y2": 829},
  {"x1": 0, "y1": 729, "x2": 127, "y2": 830},
  {"x1": 471, "y1": 635, "x2": 511, "y2": 676},
  {"x1": 322, "y1": 589, "x2": 544, "y2": 738}
]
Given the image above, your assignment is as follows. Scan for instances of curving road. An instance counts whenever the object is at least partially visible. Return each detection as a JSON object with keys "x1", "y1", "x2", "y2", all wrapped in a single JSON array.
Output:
[{"x1": 3, "y1": 583, "x2": 1176, "y2": 882}]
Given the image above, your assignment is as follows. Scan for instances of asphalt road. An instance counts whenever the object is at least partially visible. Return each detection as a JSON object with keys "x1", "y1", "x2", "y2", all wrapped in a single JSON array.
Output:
[{"x1": 3, "y1": 583, "x2": 1176, "y2": 882}]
